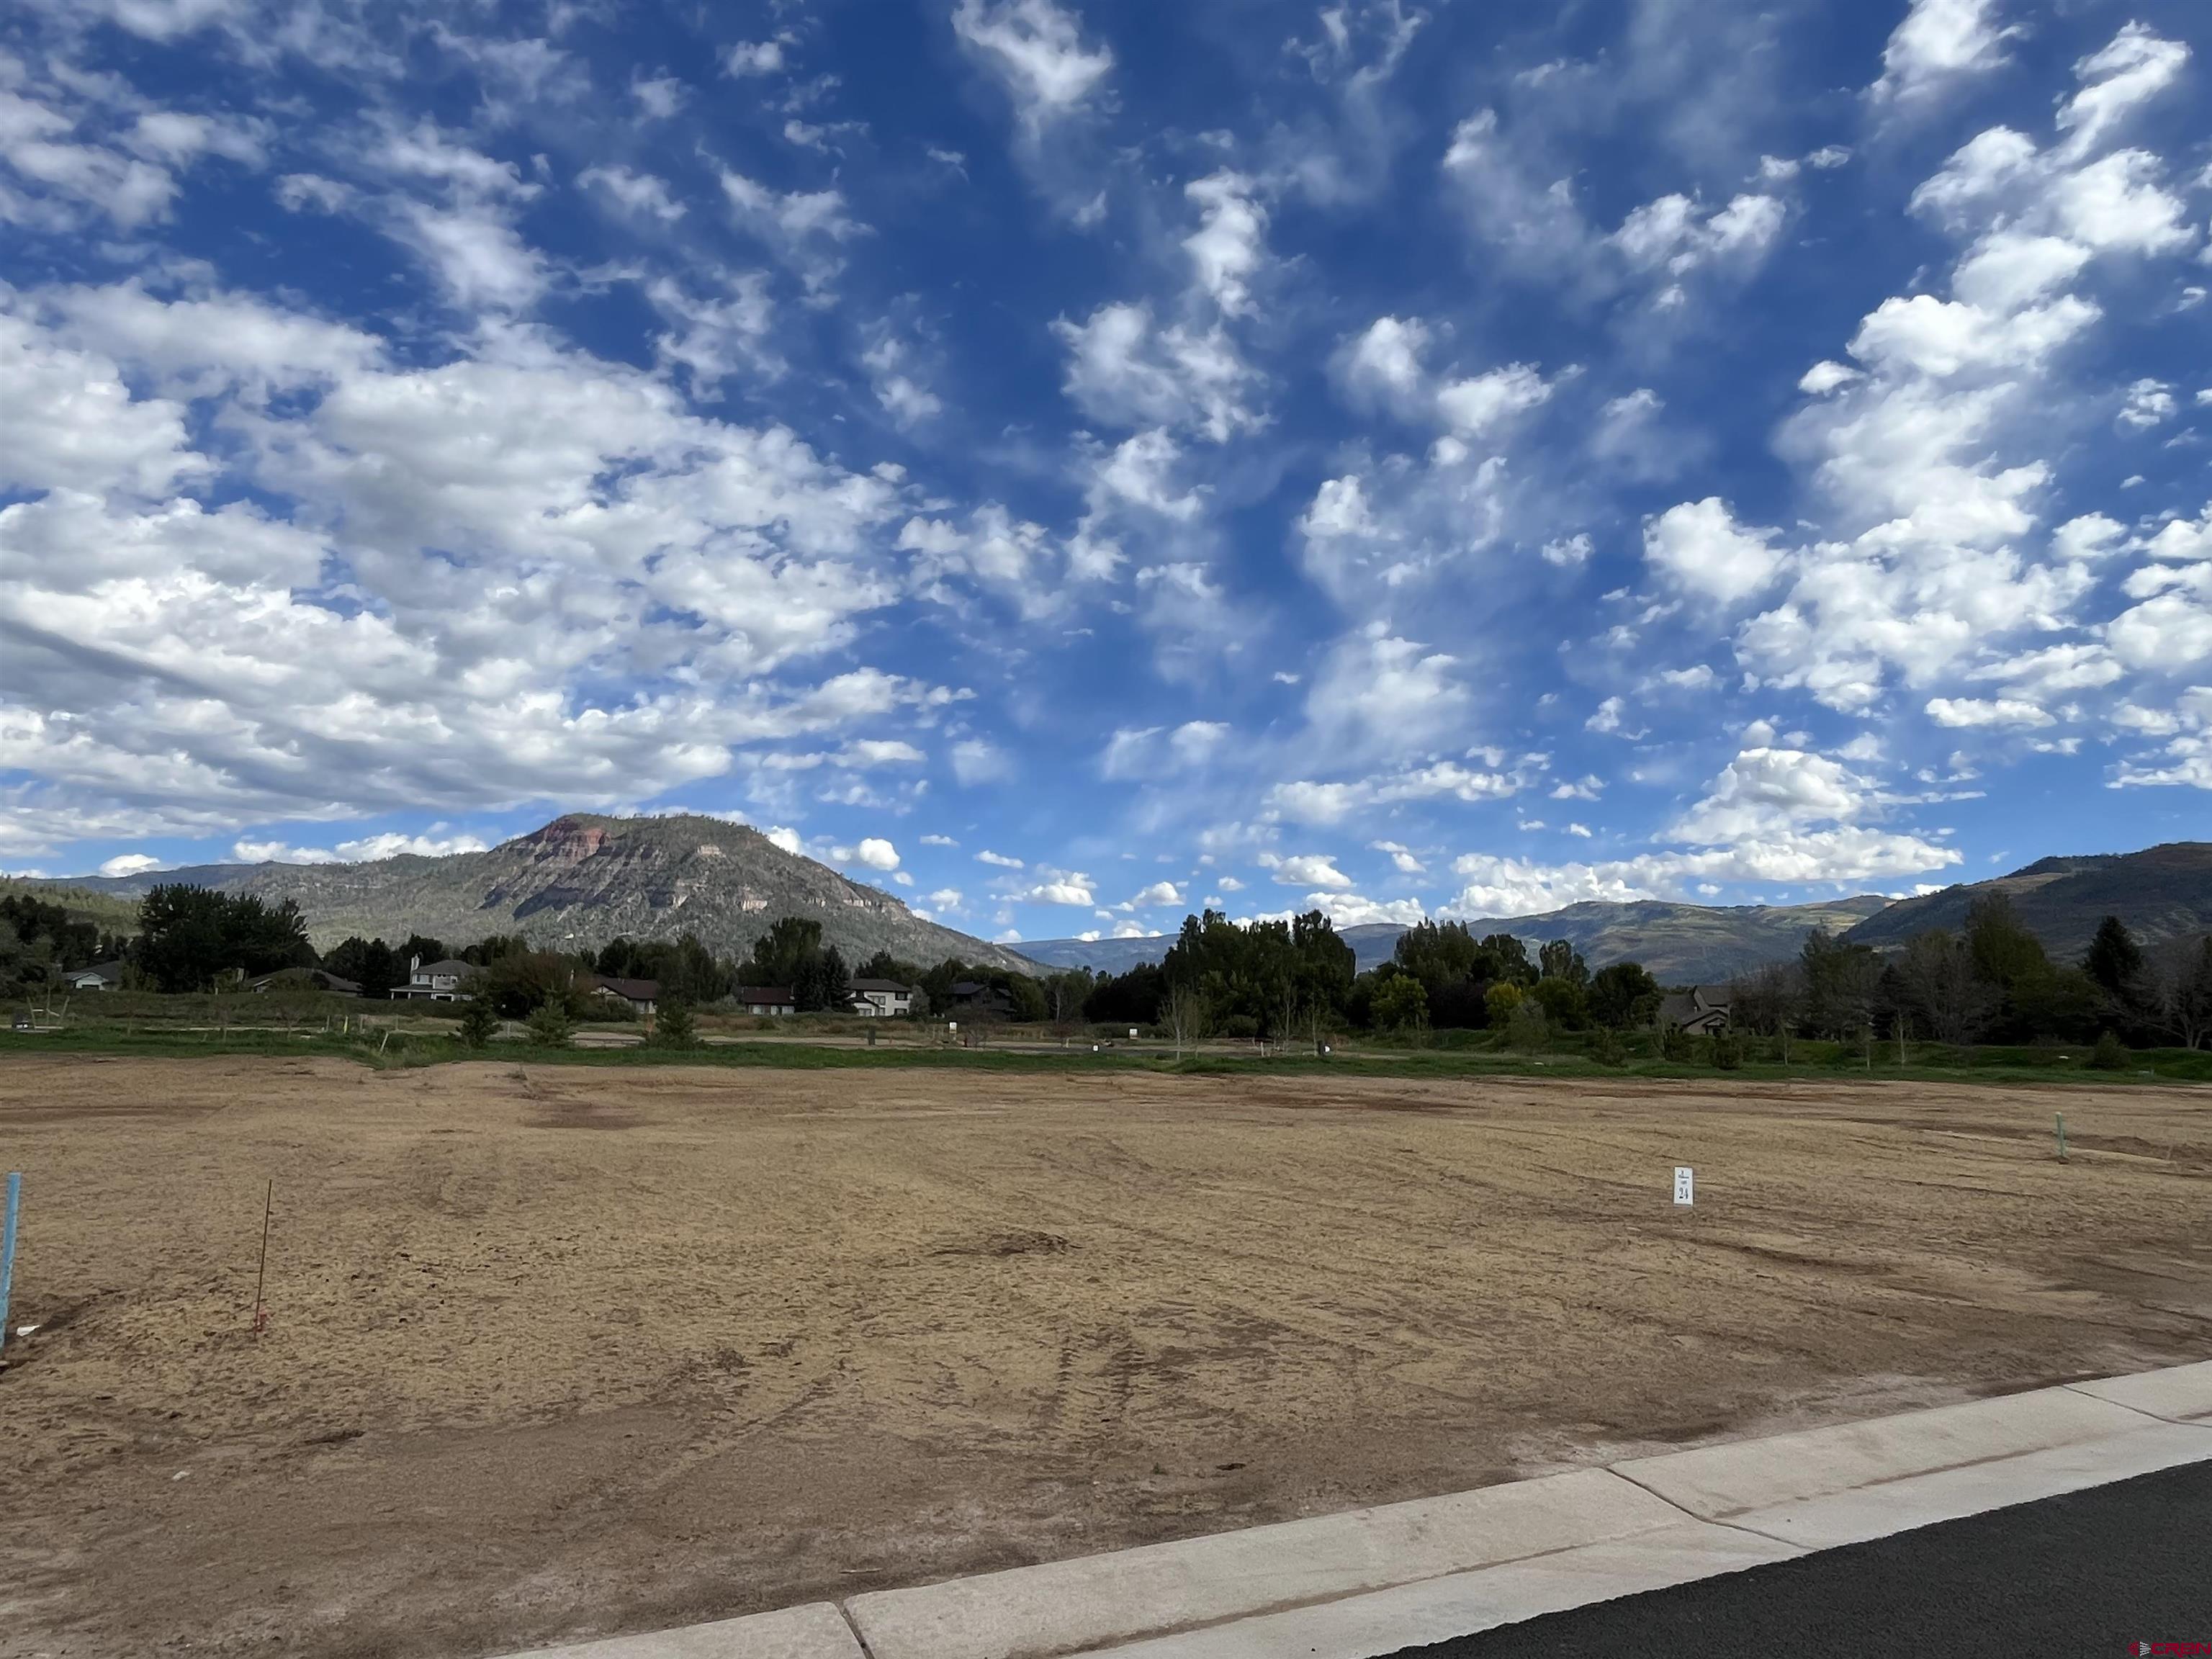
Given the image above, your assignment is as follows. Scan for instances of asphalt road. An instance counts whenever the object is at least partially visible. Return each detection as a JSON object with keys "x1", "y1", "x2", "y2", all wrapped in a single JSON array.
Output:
[{"x1": 1397, "y1": 1459, "x2": 2212, "y2": 1658}]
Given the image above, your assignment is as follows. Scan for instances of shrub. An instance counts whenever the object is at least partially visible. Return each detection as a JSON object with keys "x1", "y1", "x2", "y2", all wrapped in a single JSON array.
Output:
[
  {"x1": 1503, "y1": 1002, "x2": 1549, "y2": 1051},
  {"x1": 525, "y1": 999, "x2": 573, "y2": 1048},
  {"x1": 1656, "y1": 1022, "x2": 1692, "y2": 1062},
  {"x1": 1709, "y1": 1031, "x2": 1744, "y2": 1070},
  {"x1": 653, "y1": 998, "x2": 697, "y2": 1048},
  {"x1": 1589, "y1": 1028, "x2": 1626, "y2": 1066},
  {"x1": 2088, "y1": 1029, "x2": 2128, "y2": 1071},
  {"x1": 457, "y1": 998, "x2": 500, "y2": 1048}
]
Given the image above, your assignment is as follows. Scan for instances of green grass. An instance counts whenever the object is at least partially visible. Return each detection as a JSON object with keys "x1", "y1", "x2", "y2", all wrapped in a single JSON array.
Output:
[{"x1": 6, "y1": 1020, "x2": 2211, "y2": 1087}]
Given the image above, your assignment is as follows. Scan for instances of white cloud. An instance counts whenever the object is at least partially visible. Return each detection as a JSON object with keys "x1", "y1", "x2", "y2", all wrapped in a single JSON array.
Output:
[
  {"x1": 580, "y1": 164, "x2": 685, "y2": 222},
  {"x1": 1288, "y1": 892, "x2": 1428, "y2": 928},
  {"x1": 1798, "y1": 361, "x2": 1861, "y2": 396},
  {"x1": 1184, "y1": 171, "x2": 1267, "y2": 317},
  {"x1": 2056, "y1": 22, "x2": 2190, "y2": 158},
  {"x1": 1612, "y1": 192, "x2": 1786, "y2": 279},
  {"x1": 1541, "y1": 533, "x2": 1592, "y2": 569},
  {"x1": 1303, "y1": 624, "x2": 1470, "y2": 756},
  {"x1": 1925, "y1": 696, "x2": 2055, "y2": 729},
  {"x1": 1643, "y1": 498, "x2": 1786, "y2": 607},
  {"x1": 98, "y1": 852, "x2": 166, "y2": 877},
  {"x1": 952, "y1": 0, "x2": 1114, "y2": 130},
  {"x1": 1336, "y1": 315, "x2": 1431, "y2": 416},
  {"x1": 1021, "y1": 878, "x2": 1097, "y2": 905},
  {"x1": 2118, "y1": 379, "x2": 2177, "y2": 431},
  {"x1": 1125, "y1": 880, "x2": 1183, "y2": 908},
  {"x1": 332, "y1": 831, "x2": 491, "y2": 860},
  {"x1": 1434, "y1": 364, "x2": 1550, "y2": 439},
  {"x1": 1260, "y1": 852, "x2": 1353, "y2": 890},
  {"x1": 724, "y1": 40, "x2": 788, "y2": 77},
  {"x1": 1372, "y1": 840, "x2": 1426, "y2": 875},
  {"x1": 977, "y1": 849, "x2": 1025, "y2": 868},
  {"x1": 1872, "y1": 0, "x2": 2010, "y2": 104},
  {"x1": 1053, "y1": 302, "x2": 1260, "y2": 441},
  {"x1": 765, "y1": 827, "x2": 804, "y2": 856},
  {"x1": 850, "y1": 837, "x2": 899, "y2": 871}
]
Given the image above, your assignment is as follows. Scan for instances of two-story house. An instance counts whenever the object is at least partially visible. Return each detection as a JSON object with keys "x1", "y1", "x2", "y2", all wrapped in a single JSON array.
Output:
[
  {"x1": 390, "y1": 957, "x2": 480, "y2": 1002},
  {"x1": 848, "y1": 978, "x2": 920, "y2": 1017}
]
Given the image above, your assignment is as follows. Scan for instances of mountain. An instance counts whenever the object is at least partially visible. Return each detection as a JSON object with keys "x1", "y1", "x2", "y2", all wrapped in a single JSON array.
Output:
[
  {"x1": 1022, "y1": 896, "x2": 1893, "y2": 983},
  {"x1": 1843, "y1": 842, "x2": 2212, "y2": 961},
  {"x1": 46, "y1": 814, "x2": 1043, "y2": 974},
  {"x1": 1016, "y1": 934, "x2": 1175, "y2": 974}
]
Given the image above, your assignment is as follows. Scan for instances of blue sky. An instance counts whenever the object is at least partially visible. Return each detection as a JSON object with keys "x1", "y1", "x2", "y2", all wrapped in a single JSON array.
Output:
[{"x1": 3, "y1": 0, "x2": 2211, "y2": 947}]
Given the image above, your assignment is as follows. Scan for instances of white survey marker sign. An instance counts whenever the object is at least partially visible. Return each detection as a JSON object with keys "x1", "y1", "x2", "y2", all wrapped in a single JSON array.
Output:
[{"x1": 1673, "y1": 1166, "x2": 1694, "y2": 1206}]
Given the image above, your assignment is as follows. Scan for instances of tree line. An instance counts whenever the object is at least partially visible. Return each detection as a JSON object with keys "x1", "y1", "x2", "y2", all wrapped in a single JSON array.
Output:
[
  {"x1": 1734, "y1": 896, "x2": 2212, "y2": 1051},
  {"x1": 17, "y1": 880, "x2": 2212, "y2": 1056}
]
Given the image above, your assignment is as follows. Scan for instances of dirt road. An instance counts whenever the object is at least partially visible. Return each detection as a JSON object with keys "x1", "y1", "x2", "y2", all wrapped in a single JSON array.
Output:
[{"x1": 1, "y1": 1056, "x2": 2206, "y2": 1657}]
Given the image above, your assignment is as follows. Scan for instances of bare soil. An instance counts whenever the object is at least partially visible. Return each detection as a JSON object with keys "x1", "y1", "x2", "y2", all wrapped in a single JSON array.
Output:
[{"x1": 1, "y1": 1056, "x2": 2207, "y2": 1658}]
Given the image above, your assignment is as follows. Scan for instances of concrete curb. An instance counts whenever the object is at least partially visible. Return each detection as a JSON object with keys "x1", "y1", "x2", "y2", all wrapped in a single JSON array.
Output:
[
  {"x1": 482, "y1": 1358, "x2": 2212, "y2": 1659},
  {"x1": 489, "y1": 1603, "x2": 863, "y2": 1659}
]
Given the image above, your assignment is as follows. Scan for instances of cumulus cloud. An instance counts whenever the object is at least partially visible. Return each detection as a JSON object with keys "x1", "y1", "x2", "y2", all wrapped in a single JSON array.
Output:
[
  {"x1": 1642, "y1": 498, "x2": 1786, "y2": 606},
  {"x1": 1871, "y1": 0, "x2": 2012, "y2": 104},
  {"x1": 1259, "y1": 852, "x2": 1354, "y2": 890}
]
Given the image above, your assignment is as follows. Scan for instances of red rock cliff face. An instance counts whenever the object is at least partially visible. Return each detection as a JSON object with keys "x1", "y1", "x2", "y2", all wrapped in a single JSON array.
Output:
[{"x1": 516, "y1": 817, "x2": 610, "y2": 864}]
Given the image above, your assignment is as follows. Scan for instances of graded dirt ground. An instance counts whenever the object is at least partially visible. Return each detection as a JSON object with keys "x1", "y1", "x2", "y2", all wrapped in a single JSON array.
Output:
[{"x1": 1, "y1": 1056, "x2": 2207, "y2": 1659}]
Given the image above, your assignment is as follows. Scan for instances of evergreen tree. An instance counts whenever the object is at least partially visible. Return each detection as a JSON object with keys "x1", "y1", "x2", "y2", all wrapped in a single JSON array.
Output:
[
  {"x1": 2083, "y1": 915, "x2": 2144, "y2": 999},
  {"x1": 457, "y1": 997, "x2": 500, "y2": 1048},
  {"x1": 653, "y1": 997, "x2": 697, "y2": 1047}
]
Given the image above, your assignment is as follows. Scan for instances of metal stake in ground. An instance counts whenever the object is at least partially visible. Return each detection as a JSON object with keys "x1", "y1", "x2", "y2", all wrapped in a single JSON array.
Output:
[
  {"x1": 1, "y1": 1172, "x2": 21, "y2": 1351},
  {"x1": 2056, "y1": 1112, "x2": 2067, "y2": 1162},
  {"x1": 252, "y1": 1179, "x2": 273, "y2": 1334}
]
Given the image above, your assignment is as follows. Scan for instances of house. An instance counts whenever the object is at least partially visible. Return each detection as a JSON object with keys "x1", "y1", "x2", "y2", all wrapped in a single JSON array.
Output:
[
  {"x1": 390, "y1": 956, "x2": 480, "y2": 1002},
  {"x1": 848, "y1": 978, "x2": 920, "y2": 1017},
  {"x1": 248, "y1": 967, "x2": 361, "y2": 996},
  {"x1": 736, "y1": 985, "x2": 796, "y2": 1016},
  {"x1": 62, "y1": 961, "x2": 124, "y2": 992},
  {"x1": 583, "y1": 974, "x2": 659, "y2": 1016},
  {"x1": 1659, "y1": 985, "x2": 1732, "y2": 1035},
  {"x1": 947, "y1": 979, "x2": 1015, "y2": 1019}
]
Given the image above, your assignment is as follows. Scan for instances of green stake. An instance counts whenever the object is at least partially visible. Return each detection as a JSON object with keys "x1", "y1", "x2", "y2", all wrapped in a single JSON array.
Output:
[{"x1": 2056, "y1": 1112, "x2": 2067, "y2": 1161}]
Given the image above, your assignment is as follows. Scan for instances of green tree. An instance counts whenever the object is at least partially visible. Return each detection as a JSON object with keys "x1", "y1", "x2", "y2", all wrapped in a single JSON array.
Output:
[
  {"x1": 2083, "y1": 915, "x2": 2145, "y2": 1002},
  {"x1": 1529, "y1": 976, "x2": 1589, "y2": 1028},
  {"x1": 1538, "y1": 939, "x2": 1588, "y2": 986},
  {"x1": 1588, "y1": 961, "x2": 1658, "y2": 1029},
  {"x1": 652, "y1": 997, "x2": 697, "y2": 1048},
  {"x1": 1372, "y1": 974, "x2": 1429, "y2": 1032},
  {"x1": 477, "y1": 950, "x2": 590, "y2": 1018},
  {"x1": 1483, "y1": 981, "x2": 1524, "y2": 1026},
  {"x1": 457, "y1": 997, "x2": 500, "y2": 1048},
  {"x1": 135, "y1": 886, "x2": 312, "y2": 992},
  {"x1": 1800, "y1": 927, "x2": 1881, "y2": 1037},
  {"x1": 525, "y1": 999, "x2": 573, "y2": 1048}
]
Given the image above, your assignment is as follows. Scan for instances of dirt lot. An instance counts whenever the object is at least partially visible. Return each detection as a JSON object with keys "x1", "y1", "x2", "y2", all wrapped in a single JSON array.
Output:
[{"x1": 1, "y1": 1056, "x2": 2207, "y2": 1658}]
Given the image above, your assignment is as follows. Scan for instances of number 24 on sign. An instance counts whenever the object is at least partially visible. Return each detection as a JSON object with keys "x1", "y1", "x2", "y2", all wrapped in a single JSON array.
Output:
[{"x1": 1673, "y1": 1166, "x2": 1694, "y2": 1207}]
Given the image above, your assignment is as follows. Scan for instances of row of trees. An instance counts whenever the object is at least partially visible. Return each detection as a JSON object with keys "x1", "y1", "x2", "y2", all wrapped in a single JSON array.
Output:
[
  {"x1": 1733, "y1": 899, "x2": 2212, "y2": 1050},
  {"x1": 37, "y1": 879, "x2": 2212, "y2": 1055},
  {"x1": 1056, "y1": 913, "x2": 1661, "y2": 1042},
  {"x1": 0, "y1": 892, "x2": 131, "y2": 988}
]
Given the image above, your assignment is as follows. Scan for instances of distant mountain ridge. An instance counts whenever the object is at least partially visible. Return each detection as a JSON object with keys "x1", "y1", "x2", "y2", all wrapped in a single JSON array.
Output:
[
  {"x1": 1022, "y1": 896, "x2": 1892, "y2": 983},
  {"x1": 1843, "y1": 842, "x2": 2212, "y2": 961},
  {"x1": 47, "y1": 814, "x2": 1043, "y2": 974}
]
